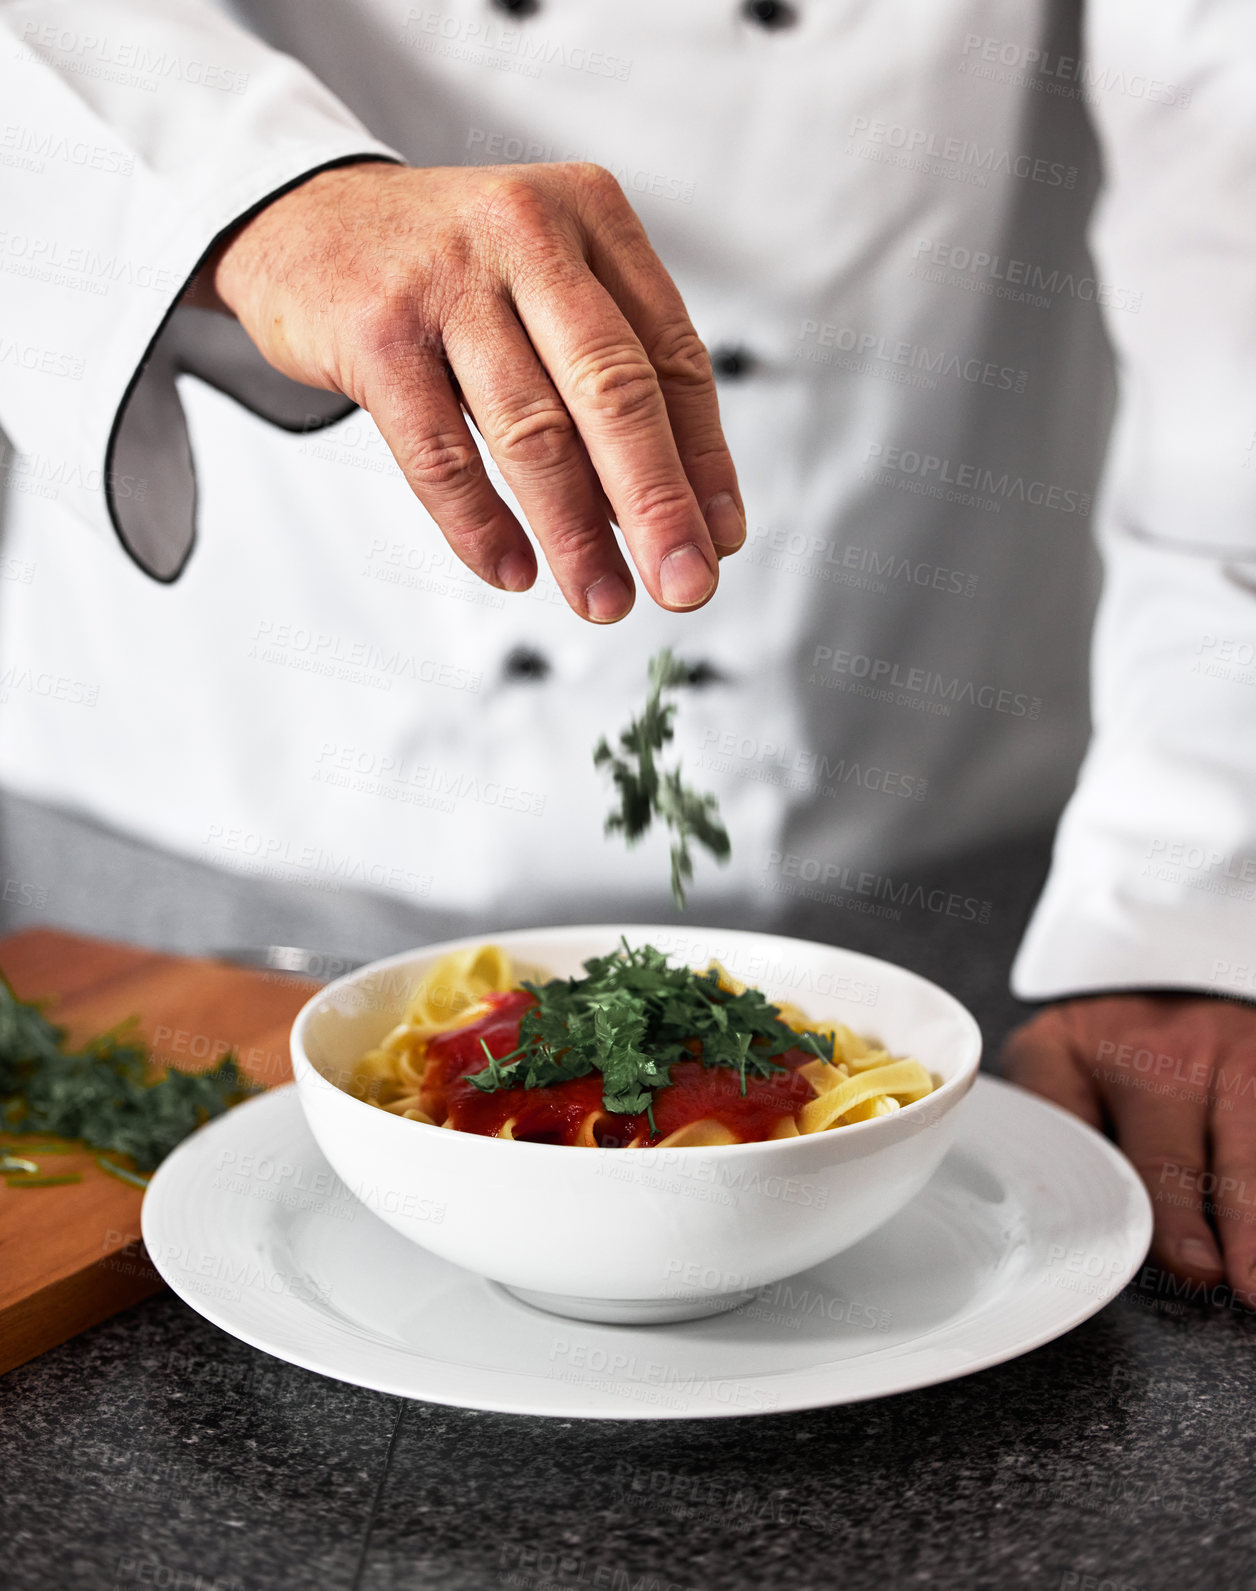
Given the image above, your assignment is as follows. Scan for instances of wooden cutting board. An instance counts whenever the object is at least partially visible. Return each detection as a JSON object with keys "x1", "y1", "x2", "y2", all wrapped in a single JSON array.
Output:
[{"x1": 0, "y1": 927, "x2": 318, "y2": 1375}]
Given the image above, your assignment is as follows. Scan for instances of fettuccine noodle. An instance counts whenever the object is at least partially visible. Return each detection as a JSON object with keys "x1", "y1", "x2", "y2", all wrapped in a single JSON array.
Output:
[{"x1": 356, "y1": 945, "x2": 936, "y2": 1145}]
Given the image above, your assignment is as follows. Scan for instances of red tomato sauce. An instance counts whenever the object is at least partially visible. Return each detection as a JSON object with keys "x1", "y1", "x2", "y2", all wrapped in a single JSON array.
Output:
[{"x1": 423, "y1": 990, "x2": 817, "y2": 1146}]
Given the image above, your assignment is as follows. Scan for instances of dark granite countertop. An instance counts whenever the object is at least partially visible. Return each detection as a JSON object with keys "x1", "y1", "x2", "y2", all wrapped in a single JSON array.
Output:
[{"x1": 2, "y1": 829, "x2": 1254, "y2": 1591}]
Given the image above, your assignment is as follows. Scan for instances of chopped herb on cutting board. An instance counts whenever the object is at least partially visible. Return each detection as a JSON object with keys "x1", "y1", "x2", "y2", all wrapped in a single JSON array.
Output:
[{"x1": 0, "y1": 970, "x2": 257, "y2": 1185}]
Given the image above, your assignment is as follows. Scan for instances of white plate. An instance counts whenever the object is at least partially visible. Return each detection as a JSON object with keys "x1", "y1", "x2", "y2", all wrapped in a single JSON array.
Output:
[{"x1": 142, "y1": 1078, "x2": 1152, "y2": 1419}]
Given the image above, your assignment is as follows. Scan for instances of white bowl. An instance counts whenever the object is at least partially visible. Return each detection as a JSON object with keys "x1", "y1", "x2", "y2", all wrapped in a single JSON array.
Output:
[{"x1": 291, "y1": 925, "x2": 982, "y2": 1324}]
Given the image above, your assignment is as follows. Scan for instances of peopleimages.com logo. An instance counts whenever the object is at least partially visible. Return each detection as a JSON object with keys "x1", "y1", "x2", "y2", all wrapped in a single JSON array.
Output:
[{"x1": 763, "y1": 851, "x2": 994, "y2": 924}]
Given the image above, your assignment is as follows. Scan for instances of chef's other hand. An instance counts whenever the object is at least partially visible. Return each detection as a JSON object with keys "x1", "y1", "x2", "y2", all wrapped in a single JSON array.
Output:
[
  {"x1": 1001, "y1": 994, "x2": 1256, "y2": 1305},
  {"x1": 193, "y1": 161, "x2": 745, "y2": 622}
]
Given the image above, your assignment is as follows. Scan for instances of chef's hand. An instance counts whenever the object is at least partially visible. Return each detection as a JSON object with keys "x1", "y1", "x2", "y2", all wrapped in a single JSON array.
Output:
[
  {"x1": 1001, "y1": 994, "x2": 1256, "y2": 1304},
  {"x1": 191, "y1": 160, "x2": 744, "y2": 622}
]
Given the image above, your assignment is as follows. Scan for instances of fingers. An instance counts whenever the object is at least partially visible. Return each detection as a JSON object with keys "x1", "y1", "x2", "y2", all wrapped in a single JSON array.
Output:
[
  {"x1": 1010, "y1": 994, "x2": 1256, "y2": 1303},
  {"x1": 583, "y1": 188, "x2": 745, "y2": 557},
  {"x1": 328, "y1": 164, "x2": 741, "y2": 616},
  {"x1": 999, "y1": 1009, "x2": 1105, "y2": 1130},
  {"x1": 445, "y1": 303, "x2": 635, "y2": 622},
  {"x1": 1096, "y1": 1031, "x2": 1223, "y2": 1287},
  {"x1": 362, "y1": 339, "x2": 537, "y2": 593},
  {"x1": 1208, "y1": 1054, "x2": 1256, "y2": 1305},
  {"x1": 511, "y1": 258, "x2": 720, "y2": 613},
  {"x1": 1003, "y1": 1003, "x2": 1223, "y2": 1284}
]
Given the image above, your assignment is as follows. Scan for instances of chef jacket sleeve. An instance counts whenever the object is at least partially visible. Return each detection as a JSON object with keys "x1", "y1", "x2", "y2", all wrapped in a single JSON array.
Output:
[
  {"x1": 0, "y1": 0, "x2": 400, "y2": 580},
  {"x1": 1011, "y1": 0, "x2": 1256, "y2": 1005}
]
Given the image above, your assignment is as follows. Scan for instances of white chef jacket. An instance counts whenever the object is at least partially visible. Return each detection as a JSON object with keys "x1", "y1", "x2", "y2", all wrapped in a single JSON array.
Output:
[{"x1": 0, "y1": 0, "x2": 1253, "y2": 1002}]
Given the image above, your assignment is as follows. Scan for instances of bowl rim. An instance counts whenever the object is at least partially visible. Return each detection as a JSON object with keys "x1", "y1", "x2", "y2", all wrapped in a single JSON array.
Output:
[{"x1": 291, "y1": 923, "x2": 984, "y2": 1159}]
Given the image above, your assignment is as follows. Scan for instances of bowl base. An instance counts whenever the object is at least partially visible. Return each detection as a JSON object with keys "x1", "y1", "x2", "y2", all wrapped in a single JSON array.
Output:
[{"x1": 500, "y1": 1284, "x2": 756, "y2": 1325}]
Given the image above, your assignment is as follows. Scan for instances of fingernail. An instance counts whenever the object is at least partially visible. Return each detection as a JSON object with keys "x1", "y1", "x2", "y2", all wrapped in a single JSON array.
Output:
[
  {"x1": 496, "y1": 551, "x2": 535, "y2": 593},
  {"x1": 659, "y1": 542, "x2": 717, "y2": 608},
  {"x1": 1178, "y1": 1237, "x2": 1220, "y2": 1272},
  {"x1": 705, "y1": 492, "x2": 745, "y2": 553},
  {"x1": 584, "y1": 571, "x2": 633, "y2": 623}
]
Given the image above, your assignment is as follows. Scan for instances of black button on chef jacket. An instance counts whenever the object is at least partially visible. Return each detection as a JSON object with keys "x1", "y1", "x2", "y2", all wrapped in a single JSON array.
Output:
[{"x1": 742, "y1": 0, "x2": 798, "y2": 29}]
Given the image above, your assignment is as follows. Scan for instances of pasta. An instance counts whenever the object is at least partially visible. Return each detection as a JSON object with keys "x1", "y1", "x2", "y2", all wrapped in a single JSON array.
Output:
[{"x1": 355, "y1": 944, "x2": 936, "y2": 1147}]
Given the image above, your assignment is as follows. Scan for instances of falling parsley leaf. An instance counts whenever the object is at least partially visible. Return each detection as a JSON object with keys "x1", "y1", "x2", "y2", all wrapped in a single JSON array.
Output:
[
  {"x1": 0, "y1": 969, "x2": 258, "y2": 1175},
  {"x1": 594, "y1": 649, "x2": 731, "y2": 908},
  {"x1": 467, "y1": 940, "x2": 832, "y2": 1118}
]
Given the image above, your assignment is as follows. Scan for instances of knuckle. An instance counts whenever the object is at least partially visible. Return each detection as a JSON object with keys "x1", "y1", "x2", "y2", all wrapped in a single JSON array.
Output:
[
  {"x1": 566, "y1": 161, "x2": 624, "y2": 204},
  {"x1": 349, "y1": 289, "x2": 422, "y2": 362},
  {"x1": 620, "y1": 479, "x2": 697, "y2": 527},
  {"x1": 470, "y1": 172, "x2": 552, "y2": 239},
  {"x1": 546, "y1": 520, "x2": 608, "y2": 563},
  {"x1": 403, "y1": 431, "x2": 483, "y2": 493},
  {"x1": 572, "y1": 348, "x2": 660, "y2": 423},
  {"x1": 493, "y1": 401, "x2": 577, "y2": 471},
  {"x1": 683, "y1": 434, "x2": 736, "y2": 480},
  {"x1": 651, "y1": 323, "x2": 714, "y2": 389}
]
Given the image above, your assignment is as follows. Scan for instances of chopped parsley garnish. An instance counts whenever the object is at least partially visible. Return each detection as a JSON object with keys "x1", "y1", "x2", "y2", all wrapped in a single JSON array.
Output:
[
  {"x1": 467, "y1": 941, "x2": 832, "y2": 1118},
  {"x1": 0, "y1": 969, "x2": 258, "y2": 1177},
  {"x1": 594, "y1": 649, "x2": 731, "y2": 909}
]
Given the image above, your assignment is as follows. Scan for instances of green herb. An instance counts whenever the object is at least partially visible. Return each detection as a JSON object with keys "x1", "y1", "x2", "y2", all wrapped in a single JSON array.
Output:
[
  {"x1": 5, "y1": 1173, "x2": 82, "y2": 1189},
  {"x1": 97, "y1": 1156, "x2": 151, "y2": 1190},
  {"x1": 594, "y1": 650, "x2": 731, "y2": 909},
  {"x1": 0, "y1": 969, "x2": 258, "y2": 1175},
  {"x1": 467, "y1": 940, "x2": 832, "y2": 1120}
]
